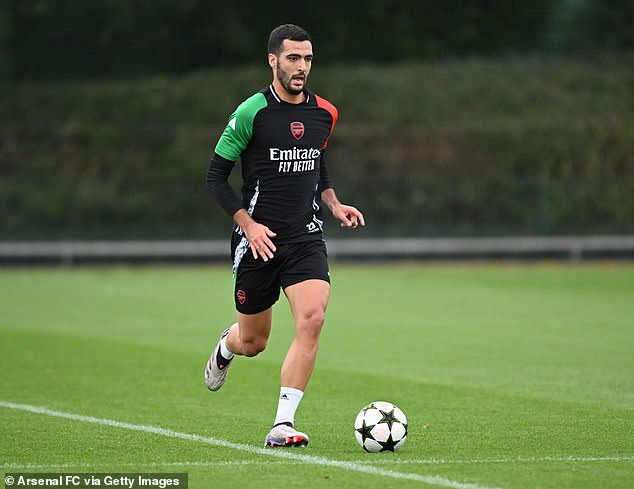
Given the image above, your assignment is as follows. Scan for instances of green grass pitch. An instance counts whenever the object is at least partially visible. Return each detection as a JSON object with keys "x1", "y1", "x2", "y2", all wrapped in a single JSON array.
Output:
[{"x1": 1, "y1": 263, "x2": 633, "y2": 488}]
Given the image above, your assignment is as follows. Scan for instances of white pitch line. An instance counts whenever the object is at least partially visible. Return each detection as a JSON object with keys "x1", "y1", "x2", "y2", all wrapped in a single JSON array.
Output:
[{"x1": 0, "y1": 400, "x2": 502, "y2": 489}]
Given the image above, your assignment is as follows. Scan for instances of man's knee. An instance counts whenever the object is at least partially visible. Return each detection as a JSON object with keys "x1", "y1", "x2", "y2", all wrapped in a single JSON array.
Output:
[{"x1": 298, "y1": 307, "x2": 326, "y2": 341}]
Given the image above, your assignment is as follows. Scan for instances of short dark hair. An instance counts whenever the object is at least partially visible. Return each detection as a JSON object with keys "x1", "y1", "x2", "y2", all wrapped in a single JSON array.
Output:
[{"x1": 268, "y1": 24, "x2": 311, "y2": 56}]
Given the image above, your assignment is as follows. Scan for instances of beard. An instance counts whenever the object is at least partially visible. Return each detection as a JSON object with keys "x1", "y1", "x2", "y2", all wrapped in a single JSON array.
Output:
[{"x1": 276, "y1": 64, "x2": 306, "y2": 96}]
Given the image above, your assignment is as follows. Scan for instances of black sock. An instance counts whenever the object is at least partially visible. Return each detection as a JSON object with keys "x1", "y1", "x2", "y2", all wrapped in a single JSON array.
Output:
[{"x1": 216, "y1": 349, "x2": 232, "y2": 369}]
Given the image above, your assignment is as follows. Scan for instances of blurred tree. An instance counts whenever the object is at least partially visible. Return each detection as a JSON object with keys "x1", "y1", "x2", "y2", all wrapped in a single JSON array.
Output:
[{"x1": 0, "y1": 0, "x2": 632, "y2": 80}]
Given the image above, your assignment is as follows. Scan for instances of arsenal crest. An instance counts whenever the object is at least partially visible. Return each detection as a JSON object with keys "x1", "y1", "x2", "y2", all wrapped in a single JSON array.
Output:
[{"x1": 290, "y1": 121, "x2": 305, "y2": 140}]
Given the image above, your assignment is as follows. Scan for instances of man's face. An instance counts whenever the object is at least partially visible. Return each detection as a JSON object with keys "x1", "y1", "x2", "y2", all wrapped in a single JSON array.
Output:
[{"x1": 271, "y1": 40, "x2": 313, "y2": 96}]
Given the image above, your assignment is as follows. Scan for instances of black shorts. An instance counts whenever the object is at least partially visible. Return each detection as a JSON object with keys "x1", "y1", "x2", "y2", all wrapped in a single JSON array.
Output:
[{"x1": 231, "y1": 235, "x2": 330, "y2": 314}]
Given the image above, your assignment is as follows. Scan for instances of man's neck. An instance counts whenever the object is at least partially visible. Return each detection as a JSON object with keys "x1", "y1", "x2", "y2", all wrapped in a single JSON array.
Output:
[{"x1": 272, "y1": 80, "x2": 306, "y2": 104}]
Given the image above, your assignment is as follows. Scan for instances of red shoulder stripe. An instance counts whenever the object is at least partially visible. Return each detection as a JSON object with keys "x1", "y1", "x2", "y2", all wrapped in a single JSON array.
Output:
[{"x1": 315, "y1": 95, "x2": 338, "y2": 148}]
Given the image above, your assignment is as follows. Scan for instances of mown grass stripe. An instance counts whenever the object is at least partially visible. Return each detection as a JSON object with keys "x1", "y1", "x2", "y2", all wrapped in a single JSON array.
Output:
[
  {"x1": 3, "y1": 455, "x2": 633, "y2": 472},
  {"x1": 0, "y1": 400, "x2": 502, "y2": 489}
]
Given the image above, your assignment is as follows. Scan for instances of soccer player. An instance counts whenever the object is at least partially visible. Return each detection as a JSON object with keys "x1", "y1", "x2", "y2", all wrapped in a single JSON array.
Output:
[{"x1": 204, "y1": 24, "x2": 364, "y2": 448}]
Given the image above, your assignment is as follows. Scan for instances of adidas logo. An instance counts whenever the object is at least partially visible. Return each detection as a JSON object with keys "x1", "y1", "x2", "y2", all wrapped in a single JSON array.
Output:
[{"x1": 280, "y1": 394, "x2": 289, "y2": 401}]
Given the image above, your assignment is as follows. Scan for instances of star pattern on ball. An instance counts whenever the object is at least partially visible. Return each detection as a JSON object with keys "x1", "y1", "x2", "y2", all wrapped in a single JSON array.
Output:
[
  {"x1": 379, "y1": 409, "x2": 397, "y2": 428},
  {"x1": 358, "y1": 419, "x2": 374, "y2": 440}
]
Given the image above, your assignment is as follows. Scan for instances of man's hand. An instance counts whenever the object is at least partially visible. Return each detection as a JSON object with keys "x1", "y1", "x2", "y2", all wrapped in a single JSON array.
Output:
[
  {"x1": 332, "y1": 204, "x2": 365, "y2": 229},
  {"x1": 322, "y1": 188, "x2": 365, "y2": 230},
  {"x1": 233, "y1": 209, "x2": 277, "y2": 261}
]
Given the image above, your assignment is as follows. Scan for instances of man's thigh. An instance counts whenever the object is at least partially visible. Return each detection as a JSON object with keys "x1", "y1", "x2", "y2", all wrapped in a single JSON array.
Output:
[
  {"x1": 284, "y1": 279, "x2": 331, "y2": 324},
  {"x1": 237, "y1": 307, "x2": 273, "y2": 343}
]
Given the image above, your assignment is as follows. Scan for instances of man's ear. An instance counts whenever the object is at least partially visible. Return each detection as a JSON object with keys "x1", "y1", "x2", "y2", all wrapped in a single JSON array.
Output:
[{"x1": 268, "y1": 53, "x2": 276, "y2": 69}]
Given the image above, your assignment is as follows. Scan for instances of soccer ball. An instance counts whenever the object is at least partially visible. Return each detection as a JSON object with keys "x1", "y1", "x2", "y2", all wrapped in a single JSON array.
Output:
[{"x1": 354, "y1": 401, "x2": 408, "y2": 452}]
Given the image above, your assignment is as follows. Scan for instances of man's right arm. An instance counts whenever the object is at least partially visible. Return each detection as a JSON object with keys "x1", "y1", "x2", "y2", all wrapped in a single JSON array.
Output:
[{"x1": 207, "y1": 92, "x2": 275, "y2": 259}]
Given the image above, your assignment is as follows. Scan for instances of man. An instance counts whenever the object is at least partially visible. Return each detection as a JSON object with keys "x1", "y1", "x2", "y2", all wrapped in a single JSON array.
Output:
[{"x1": 204, "y1": 24, "x2": 364, "y2": 448}]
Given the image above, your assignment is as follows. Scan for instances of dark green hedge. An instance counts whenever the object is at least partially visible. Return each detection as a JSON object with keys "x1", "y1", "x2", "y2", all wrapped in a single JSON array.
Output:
[{"x1": 1, "y1": 54, "x2": 632, "y2": 239}]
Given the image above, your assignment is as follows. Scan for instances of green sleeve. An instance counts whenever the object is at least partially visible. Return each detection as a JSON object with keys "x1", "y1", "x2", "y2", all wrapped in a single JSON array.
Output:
[{"x1": 214, "y1": 92, "x2": 267, "y2": 161}]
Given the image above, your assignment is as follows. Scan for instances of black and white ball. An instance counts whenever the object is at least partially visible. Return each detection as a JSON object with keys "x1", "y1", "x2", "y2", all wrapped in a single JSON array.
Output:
[{"x1": 354, "y1": 401, "x2": 408, "y2": 452}]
